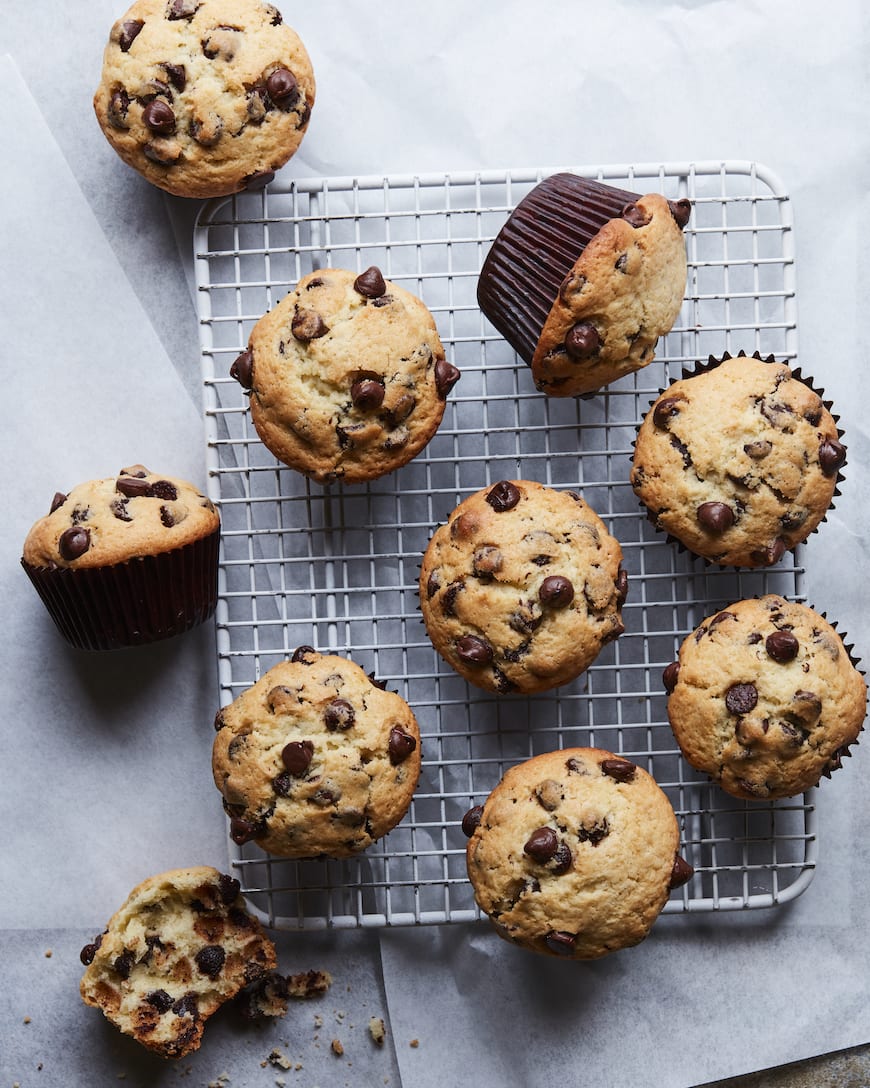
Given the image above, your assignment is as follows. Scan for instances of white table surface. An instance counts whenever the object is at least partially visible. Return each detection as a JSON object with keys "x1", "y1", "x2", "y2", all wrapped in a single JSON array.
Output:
[{"x1": 2, "y1": 2, "x2": 868, "y2": 1085}]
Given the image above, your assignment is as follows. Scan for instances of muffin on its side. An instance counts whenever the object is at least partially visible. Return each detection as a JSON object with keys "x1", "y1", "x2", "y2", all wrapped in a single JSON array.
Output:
[
  {"x1": 93, "y1": 0, "x2": 315, "y2": 198},
  {"x1": 631, "y1": 352, "x2": 846, "y2": 567},
  {"x1": 463, "y1": 748, "x2": 693, "y2": 959},
  {"x1": 231, "y1": 267, "x2": 460, "y2": 483},
  {"x1": 21, "y1": 466, "x2": 220, "y2": 650},
  {"x1": 212, "y1": 649, "x2": 421, "y2": 857},
  {"x1": 420, "y1": 480, "x2": 627, "y2": 694},
  {"x1": 477, "y1": 173, "x2": 690, "y2": 396},
  {"x1": 664, "y1": 596, "x2": 866, "y2": 800},
  {"x1": 79, "y1": 867, "x2": 276, "y2": 1059}
]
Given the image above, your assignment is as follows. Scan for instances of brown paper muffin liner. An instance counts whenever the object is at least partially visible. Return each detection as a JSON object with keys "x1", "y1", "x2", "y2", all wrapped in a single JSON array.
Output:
[
  {"x1": 631, "y1": 350, "x2": 846, "y2": 568},
  {"x1": 477, "y1": 173, "x2": 640, "y2": 366},
  {"x1": 21, "y1": 526, "x2": 220, "y2": 651}
]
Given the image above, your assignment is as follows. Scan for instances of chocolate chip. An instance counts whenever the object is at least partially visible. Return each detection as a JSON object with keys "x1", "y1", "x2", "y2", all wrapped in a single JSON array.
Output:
[
  {"x1": 195, "y1": 945, "x2": 225, "y2": 979},
  {"x1": 79, "y1": 941, "x2": 100, "y2": 965},
  {"x1": 243, "y1": 170, "x2": 275, "y2": 191},
  {"x1": 818, "y1": 438, "x2": 846, "y2": 477},
  {"x1": 354, "y1": 266, "x2": 387, "y2": 298},
  {"x1": 743, "y1": 439, "x2": 772, "y2": 460},
  {"x1": 108, "y1": 89, "x2": 131, "y2": 128},
  {"x1": 564, "y1": 321, "x2": 600, "y2": 360},
  {"x1": 662, "y1": 661, "x2": 680, "y2": 693},
  {"x1": 539, "y1": 575, "x2": 574, "y2": 608},
  {"x1": 652, "y1": 395, "x2": 684, "y2": 430},
  {"x1": 291, "y1": 645, "x2": 317, "y2": 663},
  {"x1": 750, "y1": 538, "x2": 786, "y2": 566},
  {"x1": 217, "y1": 873, "x2": 240, "y2": 903},
  {"x1": 159, "y1": 505, "x2": 177, "y2": 527},
  {"x1": 230, "y1": 817, "x2": 258, "y2": 845},
  {"x1": 162, "y1": 63, "x2": 187, "y2": 91},
  {"x1": 485, "y1": 481, "x2": 520, "y2": 512},
  {"x1": 49, "y1": 492, "x2": 67, "y2": 514},
  {"x1": 622, "y1": 202, "x2": 651, "y2": 228},
  {"x1": 472, "y1": 545, "x2": 503, "y2": 577},
  {"x1": 455, "y1": 635, "x2": 493, "y2": 666},
  {"x1": 372, "y1": 294, "x2": 393, "y2": 308},
  {"x1": 116, "y1": 475, "x2": 153, "y2": 498},
  {"x1": 435, "y1": 358, "x2": 461, "y2": 398},
  {"x1": 461, "y1": 804, "x2": 483, "y2": 837},
  {"x1": 266, "y1": 68, "x2": 298, "y2": 104},
  {"x1": 696, "y1": 501, "x2": 734, "y2": 533},
  {"x1": 550, "y1": 842, "x2": 573, "y2": 874},
  {"x1": 117, "y1": 19, "x2": 144, "y2": 51},
  {"x1": 441, "y1": 582, "x2": 463, "y2": 616},
  {"x1": 59, "y1": 526, "x2": 90, "y2": 561},
  {"x1": 113, "y1": 951, "x2": 135, "y2": 979},
  {"x1": 171, "y1": 994, "x2": 198, "y2": 1018},
  {"x1": 230, "y1": 348, "x2": 253, "y2": 389},
  {"x1": 167, "y1": 0, "x2": 200, "y2": 19},
  {"x1": 351, "y1": 377, "x2": 385, "y2": 411},
  {"x1": 311, "y1": 785, "x2": 340, "y2": 806},
  {"x1": 578, "y1": 818, "x2": 609, "y2": 846},
  {"x1": 669, "y1": 854, "x2": 694, "y2": 889},
  {"x1": 766, "y1": 629, "x2": 799, "y2": 663},
  {"x1": 190, "y1": 114, "x2": 223, "y2": 147},
  {"x1": 544, "y1": 931, "x2": 576, "y2": 956},
  {"x1": 668, "y1": 199, "x2": 692, "y2": 229},
  {"x1": 725, "y1": 682, "x2": 758, "y2": 715},
  {"x1": 324, "y1": 698, "x2": 355, "y2": 732},
  {"x1": 281, "y1": 740, "x2": 314, "y2": 775},
  {"x1": 146, "y1": 989, "x2": 173, "y2": 1013},
  {"x1": 291, "y1": 309, "x2": 328, "y2": 341},
  {"x1": 388, "y1": 726, "x2": 417, "y2": 765},
  {"x1": 142, "y1": 100, "x2": 176, "y2": 135},
  {"x1": 523, "y1": 827, "x2": 558, "y2": 863},
  {"x1": 272, "y1": 772, "x2": 293, "y2": 796},
  {"x1": 600, "y1": 758, "x2": 636, "y2": 783},
  {"x1": 615, "y1": 568, "x2": 629, "y2": 606},
  {"x1": 111, "y1": 498, "x2": 132, "y2": 522}
]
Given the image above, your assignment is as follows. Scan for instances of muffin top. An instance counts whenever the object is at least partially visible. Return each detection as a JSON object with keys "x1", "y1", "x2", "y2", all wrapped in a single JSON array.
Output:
[
  {"x1": 236, "y1": 266, "x2": 459, "y2": 483},
  {"x1": 212, "y1": 649, "x2": 421, "y2": 858},
  {"x1": 532, "y1": 192, "x2": 689, "y2": 396},
  {"x1": 464, "y1": 748, "x2": 688, "y2": 959},
  {"x1": 665, "y1": 595, "x2": 866, "y2": 800},
  {"x1": 420, "y1": 480, "x2": 626, "y2": 694},
  {"x1": 22, "y1": 466, "x2": 219, "y2": 570},
  {"x1": 631, "y1": 354, "x2": 846, "y2": 567},
  {"x1": 93, "y1": 0, "x2": 315, "y2": 198}
]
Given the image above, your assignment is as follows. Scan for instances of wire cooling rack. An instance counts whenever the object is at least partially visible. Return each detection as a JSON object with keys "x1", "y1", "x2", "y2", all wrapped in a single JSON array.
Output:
[{"x1": 194, "y1": 160, "x2": 815, "y2": 930}]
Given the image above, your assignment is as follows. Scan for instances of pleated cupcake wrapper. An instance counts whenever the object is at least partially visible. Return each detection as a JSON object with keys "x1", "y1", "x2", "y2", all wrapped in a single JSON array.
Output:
[
  {"x1": 630, "y1": 350, "x2": 846, "y2": 569},
  {"x1": 21, "y1": 526, "x2": 220, "y2": 651},
  {"x1": 477, "y1": 173, "x2": 640, "y2": 366}
]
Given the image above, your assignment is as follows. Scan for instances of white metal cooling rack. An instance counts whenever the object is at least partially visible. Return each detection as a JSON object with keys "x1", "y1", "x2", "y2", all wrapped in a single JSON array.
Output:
[{"x1": 194, "y1": 160, "x2": 816, "y2": 930}]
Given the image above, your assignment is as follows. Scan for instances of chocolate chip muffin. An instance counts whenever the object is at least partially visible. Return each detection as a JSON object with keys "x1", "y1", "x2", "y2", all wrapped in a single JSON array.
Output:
[
  {"x1": 664, "y1": 596, "x2": 866, "y2": 800},
  {"x1": 477, "y1": 173, "x2": 690, "y2": 396},
  {"x1": 212, "y1": 649, "x2": 421, "y2": 857},
  {"x1": 419, "y1": 480, "x2": 627, "y2": 694},
  {"x1": 463, "y1": 748, "x2": 692, "y2": 959},
  {"x1": 79, "y1": 866, "x2": 276, "y2": 1059},
  {"x1": 231, "y1": 267, "x2": 460, "y2": 483},
  {"x1": 631, "y1": 352, "x2": 846, "y2": 567},
  {"x1": 94, "y1": 0, "x2": 315, "y2": 198},
  {"x1": 21, "y1": 466, "x2": 220, "y2": 650}
]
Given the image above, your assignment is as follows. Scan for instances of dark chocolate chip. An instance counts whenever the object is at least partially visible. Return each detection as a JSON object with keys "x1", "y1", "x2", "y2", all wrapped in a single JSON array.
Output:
[
  {"x1": 291, "y1": 309, "x2": 328, "y2": 341},
  {"x1": 709, "y1": 610, "x2": 736, "y2": 628},
  {"x1": 615, "y1": 568, "x2": 629, "y2": 605},
  {"x1": 485, "y1": 480, "x2": 520, "y2": 512},
  {"x1": 110, "y1": 498, "x2": 132, "y2": 522},
  {"x1": 600, "y1": 758, "x2": 637, "y2": 783},
  {"x1": 243, "y1": 170, "x2": 275, "y2": 191},
  {"x1": 662, "y1": 661, "x2": 680, "y2": 693},
  {"x1": 159, "y1": 505, "x2": 177, "y2": 528},
  {"x1": 350, "y1": 377, "x2": 385, "y2": 411},
  {"x1": 167, "y1": 0, "x2": 200, "y2": 19},
  {"x1": 564, "y1": 321, "x2": 600, "y2": 361},
  {"x1": 472, "y1": 545, "x2": 503, "y2": 577},
  {"x1": 461, "y1": 804, "x2": 483, "y2": 837},
  {"x1": 142, "y1": 99, "x2": 176, "y2": 135},
  {"x1": 353, "y1": 266, "x2": 387, "y2": 298},
  {"x1": 766, "y1": 629, "x2": 799, "y2": 663},
  {"x1": 195, "y1": 945, "x2": 225, "y2": 979},
  {"x1": 544, "y1": 931, "x2": 576, "y2": 956},
  {"x1": 113, "y1": 951, "x2": 135, "y2": 979},
  {"x1": 79, "y1": 941, "x2": 100, "y2": 966},
  {"x1": 50, "y1": 492, "x2": 67, "y2": 514},
  {"x1": 230, "y1": 348, "x2": 253, "y2": 388},
  {"x1": 818, "y1": 438, "x2": 846, "y2": 477},
  {"x1": 622, "y1": 202, "x2": 652, "y2": 228},
  {"x1": 455, "y1": 634, "x2": 493, "y2": 665},
  {"x1": 434, "y1": 358, "x2": 461, "y2": 398},
  {"x1": 272, "y1": 772, "x2": 293, "y2": 796},
  {"x1": 697, "y1": 501, "x2": 735, "y2": 533},
  {"x1": 578, "y1": 819, "x2": 609, "y2": 846},
  {"x1": 539, "y1": 575, "x2": 574, "y2": 608},
  {"x1": 550, "y1": 841, "x2": 573, "y2": 874},
  {"x1": 59, "y1": 526, "x2": 90, "y2": 561},
  {"x1": 162, "y1": 63, "x2": 187, "y2": 91},
  {"x1": 388, "y1": 726, "x2": 417, "y2": 765},
  {"x1": 217, "y1": 873, "x2": 240, "y2": 903},
  {"x1": 266, "y1": 68, "x2": 298, "y2": 104},
  {"x1": 750, "y1": 538, "x2": 786, "y2": 566},
  {"x1": 171, "y1": 993, "x2": 198, "y2": 1018},
  {"x1": 118, "y1": 20, "x2": 144, "y2": 51},
  {"x1": 523, "y1": 827, "x2": 558, "y2": 863},
  {"x1": 668, "y1": 198, "x2": 692, "y2": 229},
  {"x1": 725, "y1": 682, "x2": 758, "y2": 715},
  {"x1": 441, "y1": 582, "x2": 463, "y2": 616},
  {"x1": 146, "y1": 989, "x2": 174, "y2": 1013},
  {"x1": 652, "y1": 395, "x2": 684, "y2": 430},
  {"x1": 108, "y1": 89, "x2": 131, "y2": 128},
  {"x1": 324, "y1": 698, "x2": 355, "y2": 732},
  {"x1": 229, "y1": 817, "x2": 258, "y2": 845},
  {"x1": 743, "y1": 439, "x2": 772, "y2": 460},
  {"x1": 281, "y1": 739, "x2": 314, "y2": 775},
  {"x1": 372, "y1": 294, "x2": 394, "y2": 308},
  {"x1": 116, "y1": 475, "x2": 153, "y2": 498},
  {"x1": 291, "y1": 645, "x2": 316, "y2": 663},
  {"x1": 669, "y1": 854, "x2": 694, "y2": 889},
  {"x1": 615, "y1": 253, "x2": 628, "y2": 273}
]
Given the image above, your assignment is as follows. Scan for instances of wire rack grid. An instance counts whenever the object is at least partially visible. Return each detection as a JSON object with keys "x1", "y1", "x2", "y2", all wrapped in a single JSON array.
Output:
[{"x1": 193, "y1": 159, "x2": 816, "y2": 930}]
